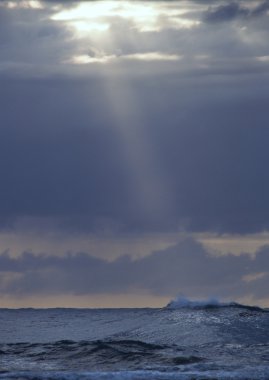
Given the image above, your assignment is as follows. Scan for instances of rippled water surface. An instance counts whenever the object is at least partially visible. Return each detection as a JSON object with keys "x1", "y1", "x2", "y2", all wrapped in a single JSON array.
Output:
[{"x1": 1, "y1": 304, "x2": 269, "y2": 379}]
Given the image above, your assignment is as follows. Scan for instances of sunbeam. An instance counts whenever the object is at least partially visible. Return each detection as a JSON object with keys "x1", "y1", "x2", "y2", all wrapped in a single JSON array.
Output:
[
  {"x1": 97, "y1": 72, "x2": 174, "y2": 229},
  {"x1": 53, "y1": 1, "x2": 178, "y2": 228}
]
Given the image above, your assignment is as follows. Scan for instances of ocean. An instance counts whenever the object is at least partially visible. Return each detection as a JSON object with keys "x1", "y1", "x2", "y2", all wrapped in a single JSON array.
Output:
[{"x1": 1, "y1": 299, "x2": 269, "y2": 379}]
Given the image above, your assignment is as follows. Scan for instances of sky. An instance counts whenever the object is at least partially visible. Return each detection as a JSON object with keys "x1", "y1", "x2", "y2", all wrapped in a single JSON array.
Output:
[{"x1": 1, "y1": 0, "x2": 269, "y2": 308}]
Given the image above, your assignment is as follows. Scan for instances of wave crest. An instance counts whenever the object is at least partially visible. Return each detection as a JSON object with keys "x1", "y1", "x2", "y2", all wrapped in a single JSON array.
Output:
[{"x1": 165, "y1": 296, "x2": 265, "y2": 311}]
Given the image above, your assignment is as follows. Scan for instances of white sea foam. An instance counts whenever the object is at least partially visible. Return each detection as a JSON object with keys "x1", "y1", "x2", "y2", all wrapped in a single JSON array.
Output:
[{"x1": 165, "y1": 296, "x2": 233, "y2": 309}]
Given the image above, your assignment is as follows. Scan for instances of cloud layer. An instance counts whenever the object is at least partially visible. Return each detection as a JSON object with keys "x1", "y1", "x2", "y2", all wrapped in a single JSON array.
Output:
[
  {"x1": 1, "y1": 238, "x2": 269, "y2": 304},
  {"x1": 1, "y1": 74, "x2": 269, "y2": 234}
]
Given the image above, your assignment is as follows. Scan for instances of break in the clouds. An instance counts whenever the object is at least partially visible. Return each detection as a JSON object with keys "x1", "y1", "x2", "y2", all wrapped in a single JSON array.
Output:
[
  {"x1": 1, "y1": 238, "x2": 269, "y2": 305},
  {"x1": 1, "y1": 0, "x2": 269, "y2": 305}
]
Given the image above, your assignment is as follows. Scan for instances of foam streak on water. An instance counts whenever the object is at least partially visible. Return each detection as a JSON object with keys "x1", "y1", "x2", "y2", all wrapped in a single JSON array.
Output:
[{"x1": 0, "y1": 301, "x2": 269, "y2": 379}]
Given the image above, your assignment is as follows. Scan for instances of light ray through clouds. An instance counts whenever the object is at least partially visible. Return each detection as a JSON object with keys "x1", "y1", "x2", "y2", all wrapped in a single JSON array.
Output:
[
  {"x1": 100, "y1": 75, "x2": 175, "y2": 229},
  {"x1": 53, "y1": 0, "x2": 179, "y2": 228}
]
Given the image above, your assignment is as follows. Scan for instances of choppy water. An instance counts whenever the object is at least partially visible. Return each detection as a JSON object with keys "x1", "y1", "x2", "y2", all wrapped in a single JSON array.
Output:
[{"x1": 1, "y1": 300, "x2": 269, "y2": 379}]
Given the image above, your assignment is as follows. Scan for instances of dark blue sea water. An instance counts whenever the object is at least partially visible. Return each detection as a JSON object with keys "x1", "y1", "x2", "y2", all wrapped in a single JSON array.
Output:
[{"x1": 1, "y1": 299, "x2": 269, "y2": 379}]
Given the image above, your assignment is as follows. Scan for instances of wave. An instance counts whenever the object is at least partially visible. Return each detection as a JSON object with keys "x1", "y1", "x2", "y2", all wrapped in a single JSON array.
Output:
[
  {"x1": 0, "y1": 339, "x2": 203, "y2": 372},
  {"x1": 165, "y1": 296, "x2": 266, "y2": 311}
]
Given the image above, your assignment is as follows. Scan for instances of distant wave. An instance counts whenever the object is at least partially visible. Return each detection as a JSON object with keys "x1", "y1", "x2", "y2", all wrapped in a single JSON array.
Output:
[{"x1": 165, "y1": 296, "x2": 266, "y2": 311}]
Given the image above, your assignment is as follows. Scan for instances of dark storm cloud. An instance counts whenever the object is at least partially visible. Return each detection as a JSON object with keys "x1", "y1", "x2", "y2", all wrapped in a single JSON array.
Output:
[
  {"x1": 204, "y1": 1, "x2": 269, "y2": 23},
  {"x1": 1, "y1": 238, "x2": 269, "y2": 301},
  {"x1": 1, "y1": 73, "x2": 269, "y2": 234},
  {"x1": 1, "y1": 0, "x2": 269, "y2": 236},
  {"x1": 204, "y1": 2, "x2": 249, "y2": 23},
  {"x1": 0, "y1": 77, "x2": 133, "y2": 231},
  {"x1": 253, "y1": 0, "x2": 269, "y2": 16}
]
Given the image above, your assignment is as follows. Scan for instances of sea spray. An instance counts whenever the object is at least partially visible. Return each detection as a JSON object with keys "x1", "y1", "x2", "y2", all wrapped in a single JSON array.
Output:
[
  {"x1": 165, "y1": 295, "x2": 266, "y2": 311},
  {"x1": 165, "y1": 296, "x2": 232, "y2": 309}
]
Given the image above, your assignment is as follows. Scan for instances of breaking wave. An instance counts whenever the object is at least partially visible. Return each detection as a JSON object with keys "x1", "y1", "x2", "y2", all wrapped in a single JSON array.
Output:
[{"x1": 165, "y1": 296, "x2": 266, "y2": 311}]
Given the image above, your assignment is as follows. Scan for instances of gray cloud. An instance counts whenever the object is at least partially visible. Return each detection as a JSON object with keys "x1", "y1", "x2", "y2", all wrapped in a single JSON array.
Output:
[
  {"x1": 204, "y1": 1, "x2": 269, "y2": 23},
  {"x1": 1, "y1": 238, "x2": 269, "y2": 303},
  {"x1": 0, "y1": 0, "x2": 269, "y2": 237},
  {"x1": 253, "y1": 1, "x2": 269, "y2": 16},
  {"x1": 2, "y1": 73, "x2": 269, "y2": 235}
]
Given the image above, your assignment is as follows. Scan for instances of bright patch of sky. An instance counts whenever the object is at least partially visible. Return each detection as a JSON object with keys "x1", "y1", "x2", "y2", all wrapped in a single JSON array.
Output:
[{"x1": 51, "y1": 1, "x2": 200, "y2": 33}]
